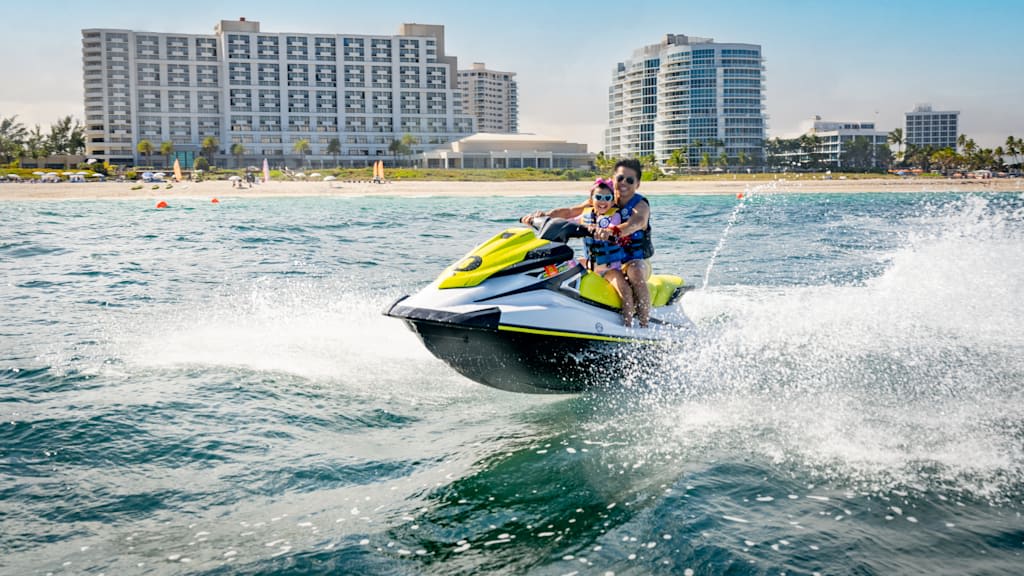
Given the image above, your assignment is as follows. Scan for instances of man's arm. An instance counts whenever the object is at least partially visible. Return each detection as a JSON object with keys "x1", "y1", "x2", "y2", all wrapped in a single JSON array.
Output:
[{"x1": 616, "y1": 201, "x2": 650, "y2": 236}]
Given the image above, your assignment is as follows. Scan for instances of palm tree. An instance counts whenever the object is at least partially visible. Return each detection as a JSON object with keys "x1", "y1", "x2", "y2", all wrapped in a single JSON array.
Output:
[
  {"x1": 230, "y1": 142, "x2": 246, "y2": 168},
  {"x1": 737, "y1": 150, "x2": 750, "y2": 169},
  {"x1": 1005, "y1": 135, "x2": 1021, "y2": 171},
  {"x1": 26, "y1": 125, "x2": 49, "y2": 163},
  {"x1": 400, "y1": 133, "x2": 418, "y2": 167},
  {"x1": 200, "y1": 136, "x2": 219, "y2": 166},
  {"x1": 594, "y1": 151, "x2": 617, "y2": 173},
  {"x1": 292, "y1": 138, "x2": 311, "y2": 168},
  {"x1": 0, "y1": 115, "x2": 28, "y2": 163},
  {"x1": 699, "y1": 152, "x2": 711, "y2": 172},
  {"x1": 136, "y1": 139, "x2": 154, "y2": 166},
  {"x1": 668, "y1": 147, "x2": 687, "y2": 173},
  {"x1": 930, "y1": 148, "x2": 959, "y2": 176},
  {"x1": 326, "y1": 138, "x2": 341, "y2": 167},
  {"x1": 887, "y1": 128, "x2": 904, "y2": 164},
  {"x1": 160, "y1": 141, "x2": 174, "y2": 168}
]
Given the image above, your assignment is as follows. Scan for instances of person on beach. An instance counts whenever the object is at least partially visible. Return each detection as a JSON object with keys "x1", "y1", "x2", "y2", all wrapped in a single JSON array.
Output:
[
  {"x1": 521, "y1": 158, "x2": 654, "y2": 326},
  {"x1": 572, "y1": 178, "x2": 635, "y2": 325}
]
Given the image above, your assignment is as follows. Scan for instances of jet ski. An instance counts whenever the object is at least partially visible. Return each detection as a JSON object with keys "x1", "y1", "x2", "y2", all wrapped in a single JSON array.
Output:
[{"x1": 384, "y1": 218, "x2": 693, "y2": 394}]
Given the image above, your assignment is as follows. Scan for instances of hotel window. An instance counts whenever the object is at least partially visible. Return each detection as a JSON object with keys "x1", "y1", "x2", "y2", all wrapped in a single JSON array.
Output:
[
  {"x1": 168, "y1": 90, "x2": 191, "y2": 112},
  {"x1": 316, "y1": 91, "x2": 337, "y2": 113},
  {"x1": 137, "y1": 63, "x2": 160, "y2": 86},
  {"x1": 372, "y1": 91, "x2": 392, "y2": 114},
  {"x1": 229, "y1": 62, "x2": 252, "y2": 86},
  {"x1": 197, "y1": 65, "x2": 219, "y2": 86},
  {"x1": 316, "y1": 117, "x2": 338, "y2": 132},
  {"x1": 259, "y1": 116, "x2": 281, "y2": 131},
  {"x1": 343, "y1": 37, "x2": 365, "y2": 61},
  {"x1": 286, "y1": 36, "x2": 309, "y2": 60},
  {"x1": 135, "y1": 35, "x2": 160, "y2": 60},
  {"x1": 288, "y1": 116, "x2": 311, "y2": 133},
  {"x1": 258, "y1": 63, "x2": 280, "y2": 86},
  {"x1": 345, "y1": 91, "x2": 366, "y2": 114},
  {"x1": 198, "y1": 91, "x2": 219, "y2": 113},
  {"x1": 316, "y1": 64, "x2": 337, "y2": 87},
  {"x1": 196, "y1": 38, "x2": 218, "y2": 61},
  {"x1": 400, "y1": 66, "x2": 420, "y2": 88},
  {"x1": 315, "y1": 37, "x2": 336, "y2": 61},
  {"x1": 288, "y1": 90, "x2": 310, "y2": 113},
  {"x1": 166, "y1": 36, "x2": 189, "y2": 60},
  {"x1": 230, "y1": 114, "x2": 253, "y2": 132},
  {"x1": 257, "y1": 36, "x2": 279, "y2": 60},
  {"x1": 372, "y1": 66, "x2": 392, "y2": 88},
  {"x1": 345, "y1": 65, "x2": 366, "y2": 87},
  {"x1": 288, "y1": 63, "x2": 309, "y2": 86},
  {"x1": 230, "y1": 89, "x2": 253, "y2": 111},
  {"x1": 258, "y1": 90, "x2": 280, "y2": 113},
  {"x1": 228, "y1": 34, "x2": 251, "y2": 59},
  {"x1": 138, "y1": 90, "x2": 161, "y2": 112},
  {"x1": 371, "y1": 39, "x2": 391, "y2": 62}
]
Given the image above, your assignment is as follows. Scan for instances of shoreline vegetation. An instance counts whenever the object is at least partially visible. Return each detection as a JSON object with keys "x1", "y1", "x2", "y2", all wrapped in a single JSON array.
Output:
[{"x1": 0, "y1": 175, "x2": 1020, "y2": 201}]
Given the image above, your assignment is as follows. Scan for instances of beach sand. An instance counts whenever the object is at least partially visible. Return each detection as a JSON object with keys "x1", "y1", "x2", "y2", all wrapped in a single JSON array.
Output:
[{"x1": 0, "y1": 177, "x2": 1020, "y2": 201}]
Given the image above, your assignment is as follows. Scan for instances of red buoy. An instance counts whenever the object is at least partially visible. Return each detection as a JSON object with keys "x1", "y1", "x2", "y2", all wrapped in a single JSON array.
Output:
[
  {"x1": 211, "y1": 198, "x2": 220, "y2": 203},
  {"x1": 156, "y1": 201, "x2": 169, "y2": 208}
]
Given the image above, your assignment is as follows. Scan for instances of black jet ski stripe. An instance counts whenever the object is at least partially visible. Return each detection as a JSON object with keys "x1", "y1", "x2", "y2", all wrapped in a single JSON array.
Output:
[{"x1": 474, "y1": 265, "x2": 583, "y2": 304}]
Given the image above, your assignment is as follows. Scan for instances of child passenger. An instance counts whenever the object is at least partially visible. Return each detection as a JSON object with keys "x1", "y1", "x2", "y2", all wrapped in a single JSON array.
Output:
[{"x1": 574, "y1": 178, "x2": 636, "y2": 326}]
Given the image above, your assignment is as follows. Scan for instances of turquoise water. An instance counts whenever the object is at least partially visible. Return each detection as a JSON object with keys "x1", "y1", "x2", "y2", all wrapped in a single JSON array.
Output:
[{"x1": 2, "y1": 189, "x2": 1023, "y2": 574}]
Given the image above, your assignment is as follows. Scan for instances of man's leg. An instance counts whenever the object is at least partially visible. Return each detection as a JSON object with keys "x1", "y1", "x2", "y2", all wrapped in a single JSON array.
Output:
[{"x1": 624, "y1": 259, "x2": 651, "y2": 327}]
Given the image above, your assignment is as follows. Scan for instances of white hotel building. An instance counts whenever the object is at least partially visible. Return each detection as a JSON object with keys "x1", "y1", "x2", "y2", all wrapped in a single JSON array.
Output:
[
  {"x1": 605, "y1": 34, "x2": 765, "y2": 167},
  {"x1": 457, "y1": 62, "x2": 518, "y2": 134},
  {"x1": 81, "y1": 19, "x2": 476, "y2": 167},
  {"x1": 904, "y1": 104, "x2": 959, "y2": 150}
]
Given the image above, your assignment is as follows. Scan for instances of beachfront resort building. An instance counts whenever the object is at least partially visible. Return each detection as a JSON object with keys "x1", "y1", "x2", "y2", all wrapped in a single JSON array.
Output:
[
  {"x1": 457, "y1": 63, "x2": 518, "y2": 134},
  {"x1": 807, "y1": 116, "x2": 888, "y2": 168},
  {"x1": 904, "y1": 104, "x2": 959, "y2": 149},
  {"x1": 604, "y1": 34, "x2": 765, "y2": 169},
  {"x1": 418, "y1": 133, "x2": 592, "y2": 169},
  {"x1": 81, "y1": 19, "x2": 476, "y2": 167}
]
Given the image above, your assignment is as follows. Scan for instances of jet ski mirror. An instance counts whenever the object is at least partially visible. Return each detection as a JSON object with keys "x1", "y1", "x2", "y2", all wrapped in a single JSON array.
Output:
[{"x1": 531, "y1": 217, "x2": 592, "y2": 243}]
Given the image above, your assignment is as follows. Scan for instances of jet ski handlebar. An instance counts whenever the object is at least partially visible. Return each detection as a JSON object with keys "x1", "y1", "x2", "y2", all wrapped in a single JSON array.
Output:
[{"x1": 530, "y1": 217, "x2": 593, "y2": 243}]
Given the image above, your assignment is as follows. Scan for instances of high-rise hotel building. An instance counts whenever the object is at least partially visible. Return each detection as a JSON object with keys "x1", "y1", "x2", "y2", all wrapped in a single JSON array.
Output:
[
  {"x1": 457, "y1": 62, "x2": 518, "y2": 134},
  {"x1": 605, "y1": 34, "x2": 765, "y2": 167},
  {"x1": 904, "y1": 104, "x2": 959, "y2": 150},
  {"x1": 81, "y1": 19, "x2": 476, "y2": 166}
]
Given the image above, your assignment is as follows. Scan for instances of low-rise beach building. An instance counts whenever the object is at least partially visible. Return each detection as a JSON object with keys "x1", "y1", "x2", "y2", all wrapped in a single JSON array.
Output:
[{"x1": 419, "y1": 133, "x2": 592, "y2": 169}]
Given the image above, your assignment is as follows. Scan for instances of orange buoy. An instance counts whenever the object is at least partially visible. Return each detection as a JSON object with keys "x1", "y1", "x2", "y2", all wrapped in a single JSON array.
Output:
[
  {"x1": 156, "y1": 201, "x2": 169, "y2": 208},
  {"x1": 736, "y1": 193, "x2": 744, "y2": 199},
  {"x1": 211, "y1": 198, "x2": 220, "y2": 203}
]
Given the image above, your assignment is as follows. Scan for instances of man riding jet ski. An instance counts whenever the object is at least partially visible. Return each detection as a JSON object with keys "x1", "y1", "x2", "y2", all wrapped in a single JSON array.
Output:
[{"x1": 384, "y1": 218, "x2": 693, "y2": 394}]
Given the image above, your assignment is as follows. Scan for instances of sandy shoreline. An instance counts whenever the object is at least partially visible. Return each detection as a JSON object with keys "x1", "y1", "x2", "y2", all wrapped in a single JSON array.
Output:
[{"x1": 0, "y1": 177, "x2": 1020, "y2": 201}]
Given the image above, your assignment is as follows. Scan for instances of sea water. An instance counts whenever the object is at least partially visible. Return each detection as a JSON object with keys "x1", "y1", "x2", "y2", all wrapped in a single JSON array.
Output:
[{"x1": 1, "y1": 189, "x2": 1022, "y2": 575}]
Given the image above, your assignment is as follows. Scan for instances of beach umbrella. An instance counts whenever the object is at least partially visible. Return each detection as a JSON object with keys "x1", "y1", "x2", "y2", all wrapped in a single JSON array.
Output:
[
  {"x1": 310, "y1": 172, "x2": 321, "y2": 178},
  {"x1": 32, "y1": 171, "x2": 44, "y2": 176},
  {"x1": 75, "y1": 171, "x2": 89, "y2": 175},
  {"x1": 246, "y1": 166, "x2": 259, "y2": 172},
  {"x1": 86, "y1": 158, "x2": 98, "y2": 164},
  {"x1": 173, "y1": 158, "x2": 183, "y2": 182},
  {"x1": 154, "y1": 172, "x2": 166, "y2": 178},
  {"x1": 323, "y1": 175, "x2": 337, "y2": 181},
  {"x1": 228, "y1": 175, "x2": 241, "y2": 181},
  {"x1": 7, "y1": 174, "x2": 20, "y2": 180},
  {"x1": 262, "y1": 158, "x2": 270, "y2": 183}
]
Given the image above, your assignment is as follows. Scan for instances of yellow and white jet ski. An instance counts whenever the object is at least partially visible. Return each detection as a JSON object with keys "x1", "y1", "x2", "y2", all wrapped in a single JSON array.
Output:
[{"x1": 384, "y1": 218, "x2": 692, "y2": 393}]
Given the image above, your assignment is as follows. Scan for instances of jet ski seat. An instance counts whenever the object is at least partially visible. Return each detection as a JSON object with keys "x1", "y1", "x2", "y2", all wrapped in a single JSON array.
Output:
[{"x1": 578, "y1": 272, "x2": 686, "y2": 310}]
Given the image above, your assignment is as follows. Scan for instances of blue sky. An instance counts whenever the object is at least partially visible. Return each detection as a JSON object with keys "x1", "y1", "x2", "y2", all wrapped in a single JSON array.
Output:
[{"x1": 3, "y1": 0, "x2": 1022, "y2": 150}]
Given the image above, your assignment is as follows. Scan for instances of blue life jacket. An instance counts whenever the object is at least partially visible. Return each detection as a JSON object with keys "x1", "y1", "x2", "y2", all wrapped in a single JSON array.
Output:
[
  {"x1": 581, "y1": 208, "x2": 626, "y2": 266},
  {"x1": 618, "y1": 193, "x2": 654, "y2": 261}
]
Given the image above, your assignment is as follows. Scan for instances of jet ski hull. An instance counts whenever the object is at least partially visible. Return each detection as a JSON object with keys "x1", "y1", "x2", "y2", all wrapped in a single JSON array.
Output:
[{"x1": 387, "y1": 299, "x2": 664, "y2": 394}]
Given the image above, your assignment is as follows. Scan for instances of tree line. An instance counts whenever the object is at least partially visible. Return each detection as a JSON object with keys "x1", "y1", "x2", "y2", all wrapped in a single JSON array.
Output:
[{"x1": 0, "y1": 115, "x2": 86, "y2": 164}]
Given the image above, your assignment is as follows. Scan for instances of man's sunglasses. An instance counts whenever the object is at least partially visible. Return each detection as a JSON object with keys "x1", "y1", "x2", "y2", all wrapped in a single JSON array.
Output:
[
  {"x1": 616, "y1": 174, "x2": 636, "y2": 185},
  {"x1": 593, "y1": 193, "x2": 614, "y2": 202}
]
